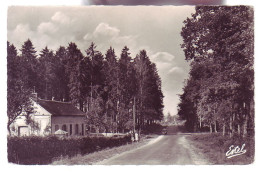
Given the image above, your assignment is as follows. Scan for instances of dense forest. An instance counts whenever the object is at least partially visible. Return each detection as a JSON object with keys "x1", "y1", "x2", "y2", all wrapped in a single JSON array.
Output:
[
  {"x1": 178, "y1": 6, "x2": 254, "y2": 137},
  {"x1": 7, "y1": 40, "x2": 164, "y2": 134}
]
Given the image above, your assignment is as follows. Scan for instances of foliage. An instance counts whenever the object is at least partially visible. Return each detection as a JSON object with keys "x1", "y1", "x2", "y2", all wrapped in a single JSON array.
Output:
[
  {"x1": 7, "y1": 39, "x2": 164, "y2": 134},
  {"x1": 134, "y1": 50, "x2": 164, "y2": 131},
  {"x1": 19, "y1": 39, "x2": 38, "y2": 91},
  {"x1": 8, "y1": 135, "x2": 131, "y2": 165},
  {"x1": 54, "y1": 46, "x2": 70, "y2": 101},
  {"x1": 142, "y1": 123, "x2": 165, "y2": 135},
  {"x1": 25, "y1": 116, "x2": 40, "y2": 134},
  {"x1": 7, "y1": 42, "x2": 33, "y2": 135},
  {"x1": 37, "y1": 47, "x2": 55, "y2": 99},
  {"x1": 179, "y1": 6, "x2": 254, "y2": 136}
]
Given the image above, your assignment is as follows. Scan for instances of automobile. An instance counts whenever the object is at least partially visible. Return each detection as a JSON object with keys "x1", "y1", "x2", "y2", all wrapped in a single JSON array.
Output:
[{"x1": 161, "y1": 128, "x2": 167, "y2": 135}]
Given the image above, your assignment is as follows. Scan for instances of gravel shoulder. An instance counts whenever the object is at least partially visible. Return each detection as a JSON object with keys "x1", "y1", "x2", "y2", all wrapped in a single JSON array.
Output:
[{"x1": 179, "y1": 135, "x2": 212, "y2": 165}]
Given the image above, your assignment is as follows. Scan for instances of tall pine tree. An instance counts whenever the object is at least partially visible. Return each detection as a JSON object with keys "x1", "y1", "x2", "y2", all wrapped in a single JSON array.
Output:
[{"x1": 7, "y1": 42, "x2": 32, "y2": 134}]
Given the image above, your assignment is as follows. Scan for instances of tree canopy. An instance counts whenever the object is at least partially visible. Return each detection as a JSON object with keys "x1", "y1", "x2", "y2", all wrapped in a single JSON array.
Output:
[
  {"x1": 179, "y1": 6, "x2": 254, "y2": 137},
  {"x1": 7, "y1": 40, "x2": 164, "y2": 134}
]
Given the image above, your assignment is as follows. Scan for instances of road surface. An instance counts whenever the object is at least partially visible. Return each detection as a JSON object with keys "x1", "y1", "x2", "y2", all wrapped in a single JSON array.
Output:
[{"x1": 96, "y1": 134, "x2": 209, "y2": 165}]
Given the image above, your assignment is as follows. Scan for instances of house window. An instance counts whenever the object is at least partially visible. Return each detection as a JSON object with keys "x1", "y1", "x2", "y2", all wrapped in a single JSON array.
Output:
[
  {"x1": 75, "y1": 124, "x2": 79, "y2": 135},
  {"x1": 70, "y1": 124, "x2": 72, "y2": 135},
  {"x1": 55, "y1": 125, "x2": 59, "y2": 131},
  {"x1": 62, "y1": 124, "x2": 67, "y2": 132}
]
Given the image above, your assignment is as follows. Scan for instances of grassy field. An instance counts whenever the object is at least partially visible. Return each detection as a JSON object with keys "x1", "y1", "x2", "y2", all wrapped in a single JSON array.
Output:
[{"x1": 186, "y1": 133, "x2": 255, "y2": 165}]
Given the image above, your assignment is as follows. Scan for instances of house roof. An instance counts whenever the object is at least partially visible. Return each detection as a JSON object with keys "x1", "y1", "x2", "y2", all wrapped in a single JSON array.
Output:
[{"x1": 37, "y1": 99, "x2": 85, "y2": 116}]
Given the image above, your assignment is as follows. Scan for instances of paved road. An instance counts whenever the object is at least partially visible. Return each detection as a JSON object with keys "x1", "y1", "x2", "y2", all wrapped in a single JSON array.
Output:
[{"x1": 96, "y1": 134, "x2": 208, "y2": 165}]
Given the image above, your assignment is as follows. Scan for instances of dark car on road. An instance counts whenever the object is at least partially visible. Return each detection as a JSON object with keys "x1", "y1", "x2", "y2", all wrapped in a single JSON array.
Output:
[{"x1": 161, "y1": 128, "x2": 167, "y2": 135}]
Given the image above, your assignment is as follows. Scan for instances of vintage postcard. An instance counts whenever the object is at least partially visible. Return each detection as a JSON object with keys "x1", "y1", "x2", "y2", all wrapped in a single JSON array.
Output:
[{"x1": 6, "y1": 4, "x2": 254, "y2": 167}]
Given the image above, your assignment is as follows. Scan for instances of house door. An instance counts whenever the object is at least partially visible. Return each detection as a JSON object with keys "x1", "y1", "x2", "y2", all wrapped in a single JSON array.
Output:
[
  {"x1": 70, "y1": 124, "x2": 72, "y2": 135},
  {"x1": 62, "y1": 124, "x2": 67, "y2": 132},
  {"x1": 18, "y1": 126, "x2": 29, "y2": 136},
  {"x1": 75, "y1": 124, "x2": 79, "y2": 135}
]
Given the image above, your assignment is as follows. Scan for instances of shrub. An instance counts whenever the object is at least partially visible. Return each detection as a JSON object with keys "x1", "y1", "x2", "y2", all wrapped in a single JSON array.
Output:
[
  {"x1": 142, "y1": 123, "x2": 165, "y2": 134},
  {"x1": 7, "y1": 135, "x2": 131, "y2": 165}
]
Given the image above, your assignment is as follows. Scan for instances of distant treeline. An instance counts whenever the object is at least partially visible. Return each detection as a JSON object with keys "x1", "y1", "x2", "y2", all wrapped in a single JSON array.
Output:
[
  {"x1": 178, "y1": 6, "x2": 254, "y2": 137},
  {"x1": 7, "y1": 40, "x2": 164, "y2": 134}
]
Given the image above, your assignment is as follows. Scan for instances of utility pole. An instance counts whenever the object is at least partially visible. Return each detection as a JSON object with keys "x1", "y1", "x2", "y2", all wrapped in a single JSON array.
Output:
[
  {"x1": 133, "y1": 96, "x2": 138, "y2": 141},
  {"x1": 133, "y1": 96, "x2": 136, "y2": 132}
]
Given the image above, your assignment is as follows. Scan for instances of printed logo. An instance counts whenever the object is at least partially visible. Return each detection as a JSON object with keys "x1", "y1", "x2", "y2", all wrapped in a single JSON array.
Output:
[{"x1": 226, "y1": 144, "x2": 246, "y2": 159}]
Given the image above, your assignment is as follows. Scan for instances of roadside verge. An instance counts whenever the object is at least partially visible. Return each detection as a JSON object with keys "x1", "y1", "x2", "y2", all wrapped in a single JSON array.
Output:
[{"x1": 51, "y1": 135, "x2": 159, "y2": 165}]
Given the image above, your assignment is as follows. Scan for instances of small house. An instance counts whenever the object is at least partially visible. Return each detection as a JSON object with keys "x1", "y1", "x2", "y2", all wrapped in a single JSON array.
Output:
[{"x1": 12, "y1": 98, "x2": 86, "y2": 136}]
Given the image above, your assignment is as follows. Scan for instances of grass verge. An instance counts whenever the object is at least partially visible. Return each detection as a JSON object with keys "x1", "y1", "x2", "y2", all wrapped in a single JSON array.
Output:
[
  {"x1": 186, "y1": 133, "x2": 254, "y2": 165},
  {"x1": 51, "y1": 135, "x2": 157, "y2": 165}
]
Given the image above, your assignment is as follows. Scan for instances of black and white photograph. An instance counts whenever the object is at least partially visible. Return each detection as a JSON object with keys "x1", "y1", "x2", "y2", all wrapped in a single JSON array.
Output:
[{"x1": 4, "y1": 1, "x2": 255, "y2": 167}]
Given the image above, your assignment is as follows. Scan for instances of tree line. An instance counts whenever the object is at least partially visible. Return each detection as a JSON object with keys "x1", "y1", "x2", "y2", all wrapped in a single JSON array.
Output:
[
  {"x1": 178, "y1": 6, "x2": 254, "y2": 137},
  {"x1": 7, "y1": 40, "x2": 164, "y2": 134}
]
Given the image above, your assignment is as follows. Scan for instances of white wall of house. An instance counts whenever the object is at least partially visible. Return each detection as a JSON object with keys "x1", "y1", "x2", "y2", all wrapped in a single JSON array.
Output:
[
  {"x1": 31, "y1": 101, "x2": 52, "y2": 135},
  {"x1": 12, "y1": 116, "x2": 28, "y2": 136},
  {"x1": 33, "y1": 102, "x2": 51, "y2": 116},
  {"x1": 12, "y1": 115, "x2": 51, "y2": 136},
  {"x1": 33, "y1": 115, "x2": 51, "y2": 135},
  {"x1": 12, "y1": 100, "x2": 52, "y2": 136}
]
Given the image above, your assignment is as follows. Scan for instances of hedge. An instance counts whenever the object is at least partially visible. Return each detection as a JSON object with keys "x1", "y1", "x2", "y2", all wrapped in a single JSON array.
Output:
[{"x1": 8, "y1": 135, "x2": 131, "y2": 165}]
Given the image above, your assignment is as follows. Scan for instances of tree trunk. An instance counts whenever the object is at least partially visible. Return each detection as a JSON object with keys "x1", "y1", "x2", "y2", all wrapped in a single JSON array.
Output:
[
  {"x1": 115, "y1": 100, "x2": 119, "y2": 132},
  {"x1": 243, "y1": 113, "x2": 248, "y2": 137},
  {"x1": 133, "y1": 96, "x2": 136, "y2": 132},
  {"x1": 90, "y1": 81, "x2": 93, "y2": 104},
  {"x1": 214, "y1": 120, "x2": 217, "y2": 133},
  {"x1": 7, "y1": 122, "x2": 11, "y2": 136},
  {"x1": 199, "y1": 117, "x2": 202, "y2": 130},
  {"x1": 238, "y1": 124, "x2": 241, "y2": 135},
  {"x1": 210, "y1": 124, "x2": 212, "y2": 133},
  {"x1": 140, "y1": 84, "x2": 143, "y2": 132},
  {"x1": 229, "y1": 116, "x2": 233, "y2": 137},
  {"x1": 223, "y1": 123, "x2": 225, "y2": 136},
  {"x1": 86, "y1": 99, "x2": 89, "y2": 112},
  {"x1": 45, "y1": 82, "x2": 48, "y2": 100}
]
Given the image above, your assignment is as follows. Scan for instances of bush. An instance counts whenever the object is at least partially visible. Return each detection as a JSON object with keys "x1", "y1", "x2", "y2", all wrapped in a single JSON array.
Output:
[
  {"x1": 7, "y1": 135, "x2": 131, "y2": 165},
  {"x1": 142, "y1": 123, "x2": 165, "y2": 134}
]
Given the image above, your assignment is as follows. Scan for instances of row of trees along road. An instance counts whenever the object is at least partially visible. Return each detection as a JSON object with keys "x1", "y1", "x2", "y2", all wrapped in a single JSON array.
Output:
[
  {"x1": 179, "y1": 6, "x2": 254, "y2": 137},
  {"x1": 7, "y1": 40, "x2": 164, "y2": 135}
]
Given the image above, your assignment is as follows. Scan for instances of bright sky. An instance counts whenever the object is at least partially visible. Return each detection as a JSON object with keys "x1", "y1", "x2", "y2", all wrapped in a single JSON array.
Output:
[{"x1": 7, "y1": 6, "x2": 195, "y2": 116}]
